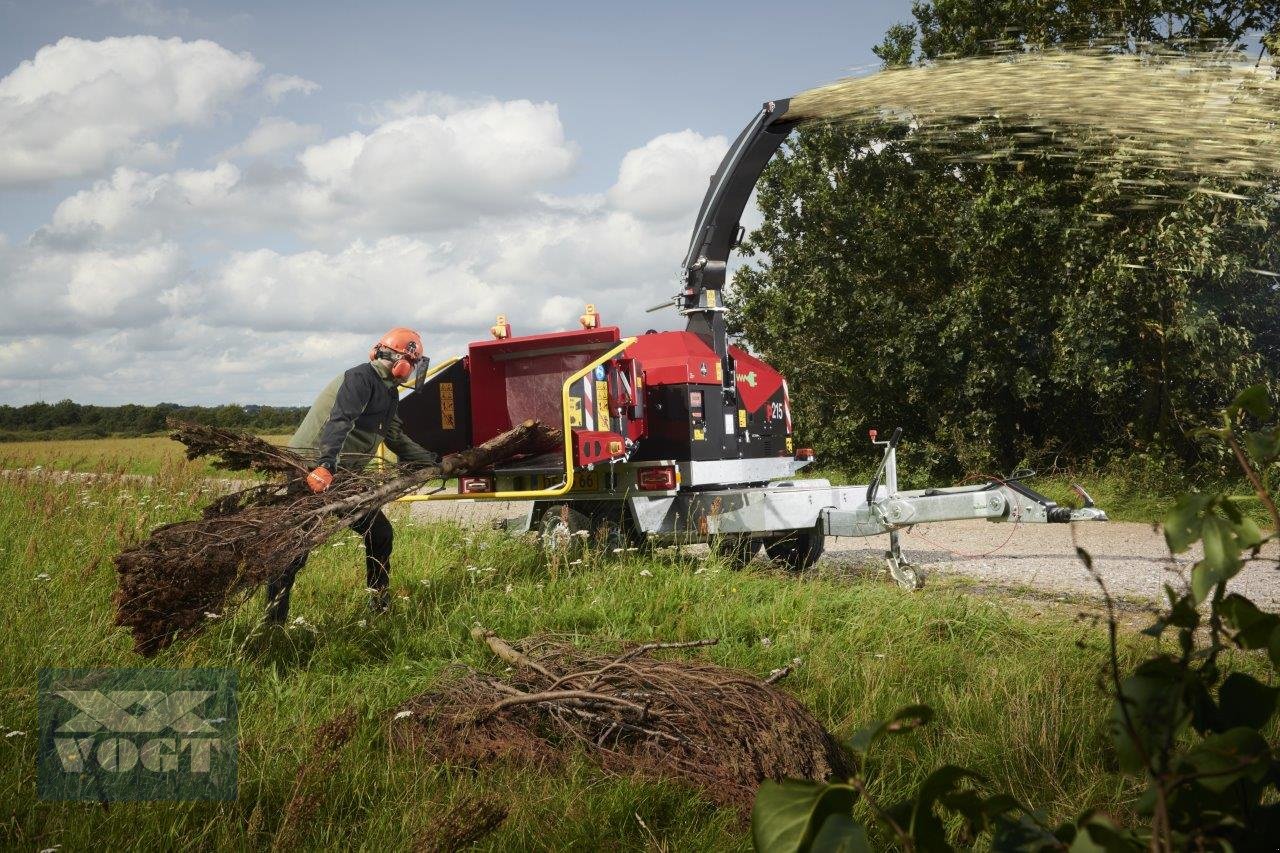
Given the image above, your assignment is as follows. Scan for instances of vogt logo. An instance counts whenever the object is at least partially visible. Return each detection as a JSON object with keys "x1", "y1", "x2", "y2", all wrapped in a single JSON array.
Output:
[{"x1": 38, "y1": 668, "x2": 237, "y2": 801}]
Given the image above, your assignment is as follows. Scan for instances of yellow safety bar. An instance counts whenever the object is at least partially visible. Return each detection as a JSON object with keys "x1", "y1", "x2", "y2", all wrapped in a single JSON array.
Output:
[{"x1": 393, "y1": 337, "x2": 637, "y2": 502}]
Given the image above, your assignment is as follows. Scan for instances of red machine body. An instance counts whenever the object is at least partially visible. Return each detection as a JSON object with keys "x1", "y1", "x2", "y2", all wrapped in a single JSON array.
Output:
[{"x1": 399, "y1": 325, "x2": 794, "y2": 472}]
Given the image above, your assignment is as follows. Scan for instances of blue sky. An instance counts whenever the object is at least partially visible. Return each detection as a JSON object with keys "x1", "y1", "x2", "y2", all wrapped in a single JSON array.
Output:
[{"x1": 0, "y1": 0, "x2": 910, "y2": 405}]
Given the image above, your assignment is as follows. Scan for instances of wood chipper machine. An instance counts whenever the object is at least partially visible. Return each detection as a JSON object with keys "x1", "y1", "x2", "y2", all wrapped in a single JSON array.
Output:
[{"x1": 395, "y1": 98, "x2": 1106, "y2": 589}]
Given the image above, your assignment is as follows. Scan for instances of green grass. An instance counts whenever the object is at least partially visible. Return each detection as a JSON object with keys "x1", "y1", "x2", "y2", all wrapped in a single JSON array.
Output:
[
  {"x1": 0, "y1": 463, "x2": 1258, "y2": 852},
  {"x1": 2, "y1": 445, "x2": 1274, "y2": 849},
  {"x1": 0, "y1": 434, "x2": 292, "y2": 477}
]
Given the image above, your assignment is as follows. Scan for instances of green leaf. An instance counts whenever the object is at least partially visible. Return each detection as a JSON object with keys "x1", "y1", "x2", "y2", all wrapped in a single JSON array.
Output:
[
  {"x1": 1228, "y1": 384, "x2": 1272, "y2": 420},
  {"x1": 1218, "y1": 594, "x2": 1280, "y2": 649},
  {"x1": 1110, "y1": 661, "x2": 1189, "y2": 774},
  {"x1": 911, "y1": 765, "x2": 983, "y2": 849},
  {"x1": 810, "y1": 814, "x2": 871, "y2": 853},
  {"x1": 1216, "y1": 673, "x2": 1280, "y2": 730},
  {"x1": 752, "y1": 781, "x2": 857, "y2": 853},
  {"x1": 1200, "y1": 516, "x2": 1242, "y2": 575},
  {"x1": 1244, "y1": 428, "x2": 1280, "y2": 466},
  {"x1": 848, "y1": 704, "x2": 933, "y2": 755},
  {"x1": 1068, "y1": 814, "x2": 1142, "y2": 852},
  {"x1": 1180, "y1": 727, "x2": 1270, "y2": 792},
  {"x1": 1163, "y1": 493, "x2": 1215, "y2": 554}
]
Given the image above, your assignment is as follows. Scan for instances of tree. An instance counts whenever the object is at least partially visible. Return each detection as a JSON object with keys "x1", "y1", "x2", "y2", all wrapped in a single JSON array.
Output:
[{"x1": 730, "y1": 0, "x2": 1280, "y2": 479}]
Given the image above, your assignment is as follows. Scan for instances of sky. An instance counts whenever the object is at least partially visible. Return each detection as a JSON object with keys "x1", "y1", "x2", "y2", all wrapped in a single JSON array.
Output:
[{"x1": 0, "y1": 0, "x2": 910, "y2": 406}]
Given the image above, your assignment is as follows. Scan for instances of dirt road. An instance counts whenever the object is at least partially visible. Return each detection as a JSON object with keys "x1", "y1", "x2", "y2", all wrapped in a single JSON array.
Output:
[{"x1": 824, "y1": 519, "x2": 1279, "y2": 608}]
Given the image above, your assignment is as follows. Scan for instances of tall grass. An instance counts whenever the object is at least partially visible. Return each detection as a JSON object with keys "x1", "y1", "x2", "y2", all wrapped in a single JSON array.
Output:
[{"x1": 0, "y1": 461, "x2": 1267, "y2": 850}]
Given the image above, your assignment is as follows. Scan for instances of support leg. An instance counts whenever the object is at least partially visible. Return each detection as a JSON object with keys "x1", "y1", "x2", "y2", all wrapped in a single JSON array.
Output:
[{"x1": 885, "y1": 529, "x2": 924, "y2": 591}]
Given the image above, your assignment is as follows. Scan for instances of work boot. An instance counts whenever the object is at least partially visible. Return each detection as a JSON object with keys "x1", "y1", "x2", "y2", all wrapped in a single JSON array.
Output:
[{"x1": 368, "y1": 587, "x2": 390, "y2": 615}]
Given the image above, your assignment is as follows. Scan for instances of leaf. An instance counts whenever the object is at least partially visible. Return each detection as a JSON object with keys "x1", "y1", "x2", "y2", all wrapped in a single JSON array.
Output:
[
  {"x1": 810, "y1": 814, "x2": 871, "y2": 853},
  {"x1": 752, "y1": 781, "x2": 857, "y2": 853},
  {"x1": 1216, "y1": 673, "x2": 1280, "y2": 730},
  {"x1": 1181, "y1": 727, "x2": 1270, "y2": 792},
  {"x1": 1110, "y1": 660, "x2": 1189, "y2": 774},
  {"x1": 911, "y1": 765, "x2": 983, "y2": 850},
  {"x1": 1218, "y1": 594, "x2": 1280, "y2": 649},
  {"x1": 1228, "y1": 385, "x2": 1271, "y2": 420},
  {"x1": 1064, "y1": 813, "x2": 1146, "y2": 852},
  {"x1": 848, "y1": 704, "x2": 934, "y2": 755},
  {"x1": 1163, "y1": 493, "x2": 1215, "y2": 554},
  {"x1": 1244, "y1": 428, "x2": 1280, "y2": 466}
]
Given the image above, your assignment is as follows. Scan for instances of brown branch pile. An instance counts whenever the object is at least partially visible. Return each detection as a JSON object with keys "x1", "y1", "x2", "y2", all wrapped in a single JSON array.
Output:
[
  {"x1": 390, "y1": 628, "x2": 853, "y2": 815},
  {"x1": 113, "y1": 420, "x2": 560, "y2": 656}
]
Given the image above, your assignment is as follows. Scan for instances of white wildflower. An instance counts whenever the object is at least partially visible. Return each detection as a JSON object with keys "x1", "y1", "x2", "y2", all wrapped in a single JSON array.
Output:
[
  {"x1": 639, "y1": 569, "x2": 653, "y2": 577},
  {"x1": 505, "y1": 584, "x2": 514, "y2": 594},
  {"x1": 204, "y1": 612, "x2": 222, "y2": 620},
  {"x1": 760, "y1": 636, "x2": 772, "y2": 647},
  {"x1": 5, "y1": 730, "x2": 25, "y2": 738},
  {"x1": 34, "y1": 573, "x2": 50, "y2": 581},
  {"x1": 356, "y1": 619, "x2": 367, "y2": 628},
  {"x1": 393, "y1": 710, "x2": 413, "y2": 721}
]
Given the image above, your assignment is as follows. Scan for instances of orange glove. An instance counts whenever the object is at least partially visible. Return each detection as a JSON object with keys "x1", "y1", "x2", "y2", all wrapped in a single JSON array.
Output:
[{"x1": 305, "y1": 466, "x2": 333, "y2": 494}]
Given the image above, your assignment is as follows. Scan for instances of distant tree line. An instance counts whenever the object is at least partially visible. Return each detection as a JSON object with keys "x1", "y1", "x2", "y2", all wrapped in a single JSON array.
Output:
[{"x1": 0, "y1": 400, "x2": 307, "y2": 442}]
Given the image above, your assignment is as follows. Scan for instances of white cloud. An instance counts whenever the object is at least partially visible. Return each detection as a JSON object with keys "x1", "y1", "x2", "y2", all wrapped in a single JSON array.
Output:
[
  {"x1": 0, "y1": 36, "x2": 261, "y2": 186},
  {"x1": 0, "y1": 238, "x2": 187, "y2": 335},
  {"x1": 1, "y1": 107, "x2": 738, "y2": 404},
  {"x1": 263, "y1": 73, "x2": 320, "y2": 103},
  {"x1": 39, "y1": 97, "x2": 584, "y2": 242},
  {"x1": 608, "y1": 129, "x2": 728, "y2": 221},
  {"x1": 47, "y1": 163, "x2": 244, "y2": 241},
  {"x1": 221, "y1": 117, "x2": 321, "y2": 159},
  {"x1": 293, "y1": 98, "x2": 579, "y2": 232}
]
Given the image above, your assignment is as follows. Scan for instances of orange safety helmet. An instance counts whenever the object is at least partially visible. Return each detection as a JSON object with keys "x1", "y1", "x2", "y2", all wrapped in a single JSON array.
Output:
[{"x1": 369, "y1": 327, "x2": 424, "y2": 380}]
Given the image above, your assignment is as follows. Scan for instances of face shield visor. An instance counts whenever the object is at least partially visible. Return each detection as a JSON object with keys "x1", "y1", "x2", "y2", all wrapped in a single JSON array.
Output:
[{"x1": 404, "y1": 355, "x2": 430, "y2": 392}]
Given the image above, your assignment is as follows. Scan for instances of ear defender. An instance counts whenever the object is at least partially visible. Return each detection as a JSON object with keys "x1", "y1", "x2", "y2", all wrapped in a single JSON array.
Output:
[{"x1": 390, "y1": 357, "x2": 414, "y2": 380}]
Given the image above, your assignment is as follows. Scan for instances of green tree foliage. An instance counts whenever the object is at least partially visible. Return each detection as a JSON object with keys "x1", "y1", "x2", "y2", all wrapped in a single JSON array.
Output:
[
  {"x1": 0, "y1": 400, "x2": 307, "y2": 441},
  {"x1": 752, "y1": 386, "x2": 1280, "y2": 851},
  {"x1": 730, "y1": 1, "x2": 1280, "y2": 479}
]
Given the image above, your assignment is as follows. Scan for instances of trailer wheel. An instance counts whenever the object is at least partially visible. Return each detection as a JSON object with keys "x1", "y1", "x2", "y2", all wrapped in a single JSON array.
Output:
[
  {"x1": 763, "y1": 521, "x2": 825, "y2": 572},
  {"x1": 710, "y1": 535, "x2": 761, "y2": 569},
  {"x1": 539, "y1": 504, "x2": 591, "y2": 564}
]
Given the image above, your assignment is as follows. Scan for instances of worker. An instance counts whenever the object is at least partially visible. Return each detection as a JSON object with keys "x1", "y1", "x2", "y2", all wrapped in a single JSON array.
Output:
[{"x1": 265, "y1": 327, "x2": 439, "y2": 623}]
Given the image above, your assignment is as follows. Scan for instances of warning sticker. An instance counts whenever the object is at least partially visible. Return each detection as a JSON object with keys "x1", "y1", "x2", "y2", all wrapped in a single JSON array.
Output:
[
  {"x1": 595, "y1": 380, "x2": 609, "y2": 429},
  {"x1": 439, "y1": 382, "x2": 455, "y2": 429},
  {"x1": 568, "y1": 397, "x2": 583, "y2": 428},
  {"x1": 693, "y1": 428, "x2": 705, "y2": 441}
]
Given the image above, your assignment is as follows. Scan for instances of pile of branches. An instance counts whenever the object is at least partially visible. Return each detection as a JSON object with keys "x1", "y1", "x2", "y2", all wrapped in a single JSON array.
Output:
[
  {"x1": 114, "y1": 419, "x2": 559, "y2": 656},
  {"x1": 390, "y1": 628, "x2": 853, "y2": 814}
]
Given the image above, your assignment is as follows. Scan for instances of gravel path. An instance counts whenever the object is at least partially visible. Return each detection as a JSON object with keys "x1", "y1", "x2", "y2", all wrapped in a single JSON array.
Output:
[{"x1": 823, "y1": 519, "x2": 1280, "y2": 608}]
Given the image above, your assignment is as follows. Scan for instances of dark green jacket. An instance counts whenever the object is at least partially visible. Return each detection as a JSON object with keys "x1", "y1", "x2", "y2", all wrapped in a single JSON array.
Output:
[{"x1": 289, "y1": 360, "x2": 438, "y2": 471}]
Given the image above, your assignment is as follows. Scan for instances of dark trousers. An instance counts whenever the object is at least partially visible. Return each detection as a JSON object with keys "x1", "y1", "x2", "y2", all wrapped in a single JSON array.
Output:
[{"x1": 264, "y1": 509, "x2": 394, "y2": 622}]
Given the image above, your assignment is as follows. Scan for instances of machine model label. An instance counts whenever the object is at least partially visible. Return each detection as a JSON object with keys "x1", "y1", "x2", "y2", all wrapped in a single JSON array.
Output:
[
  {"x1": 439, "y1": 383, "x2": 455, "y2": 430},
  {"x1": 738, "y1": 409, "x2": 747, "y2": 428}
]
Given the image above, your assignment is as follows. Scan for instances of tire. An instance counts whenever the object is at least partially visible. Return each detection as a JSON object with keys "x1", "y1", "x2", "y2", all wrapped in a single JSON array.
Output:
[
  {"x1": 763, "y1": 520, "x2": 826, "y2": 572},
  {"x1": 710, "y1": 534, "x2": 762, "y2": 569},
  {"x1": 538, "y1": 504, "x2": 592, "y2": 563}
]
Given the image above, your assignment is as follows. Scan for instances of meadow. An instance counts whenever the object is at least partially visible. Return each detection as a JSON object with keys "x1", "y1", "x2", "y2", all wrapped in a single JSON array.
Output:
[{"x1": 0, "y1": 441, "x2": 1272, "y2": 850}]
